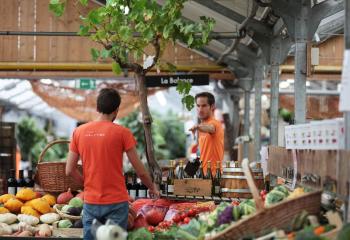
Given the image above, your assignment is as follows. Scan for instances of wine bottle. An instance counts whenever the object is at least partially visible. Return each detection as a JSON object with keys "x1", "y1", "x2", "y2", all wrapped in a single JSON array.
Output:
[
  {"x1": 129, "y1": 174, "x2": 137, "y2": 200},
  {"x1": 135, "y1": 178, "x2": 141, "y2": 198},
  {"x1": 25, "y1": 170, "x2": 34, "y2": 190},
  {"x1": 17, "y1": 170, "x2": 26, "y2": 193},
  {"x1": 161, "y1": 176, "x2": 167, "y2": 195},
  {"x1": 138, "y1": 179, "x2": 147, "y2": 198},
  {"x1": 196, "y1": 160, "x2": 205, "y2": 179},
  {"x1": 205, "y1": 161, "x2": 212, "y2": 180},
  {"x1": 7, "y1": 169, "x2": 17, "y2": 195},
  {"x1": 167, "y1": 160, "x2": 175, "y2": 195},
  {"x1": 177, "y1": 160, "x2": 184, "y2": 179},
  {"x1": 213, "y1": 161, "x2": 221, "y2": 197}
]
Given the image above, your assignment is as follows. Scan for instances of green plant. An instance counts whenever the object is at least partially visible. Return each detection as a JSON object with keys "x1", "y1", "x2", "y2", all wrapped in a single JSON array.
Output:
[
  {"x1": 16, "y1": 117, "x2": 46, "y2": 162},
  {"x1": 49, "y1": 0, "x2": 214, "y2": 182}
]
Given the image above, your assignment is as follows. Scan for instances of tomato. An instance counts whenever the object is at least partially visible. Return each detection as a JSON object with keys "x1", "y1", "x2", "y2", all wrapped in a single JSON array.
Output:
[
  {"x1": 187, "y1": 209, "x2": 196, "y2": 217},
  {"x1": 231, "y1": 200, "x2": 240, "y2": 206},
  {"x1": 145, "y1": 208, "x2": 165, "y2": 226},
  {"x1": 147, "y1": 226, "x2": 155, "y2": 232},
  {"x1": 180, "y1": 212, "x2": 187, "y2": 221},
  {"x1": 173, "y1": 214, "x2": 181, "y2": 223},
  {"x1": 183, "y1": 217, "x2": 191, "y2": 224}
]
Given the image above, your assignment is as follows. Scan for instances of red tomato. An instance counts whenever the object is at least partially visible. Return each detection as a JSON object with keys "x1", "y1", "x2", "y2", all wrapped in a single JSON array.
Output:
[
  {"x1": 183, "y1": 217, "x2": 191, "y2": 224},
  {"x1": 187, "y1": 209, "x2": 196, "y2": 217},
  {"x1": 147, "y1": 226, "x2": 155, "y2": 232},
  {"x1": 231, "y1": 200, "x2": 240, "y2": 206},
  {"x1": 145, "y1": 208, "x2": 165, "y2": 226},
  {"x1": 180, "y1": 212, "x2": 187, "y2": 221},
  {"x1": 173, "y1": 214, "x2": 181, "y2": 223}
]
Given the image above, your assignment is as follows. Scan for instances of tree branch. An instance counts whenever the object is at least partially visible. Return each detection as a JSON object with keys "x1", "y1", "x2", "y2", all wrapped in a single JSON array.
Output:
[{"x1": 144, "y1": 35, "x2": 161, "y2": 74}]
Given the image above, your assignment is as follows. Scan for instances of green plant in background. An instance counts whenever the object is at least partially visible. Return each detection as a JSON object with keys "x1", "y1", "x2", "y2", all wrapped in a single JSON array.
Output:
[
  {"x1": 49, "y1": 0, "x2": 215, "y2": 182},
  {"x1": 119, "y1": 110, "x2": 186, "y2": 161},
  {"x1": 16, "y1": 117, "x2": 46, "y2": 163},
  {"x1": 16, "y1": 117, "x2": 68, "y2": 168}
]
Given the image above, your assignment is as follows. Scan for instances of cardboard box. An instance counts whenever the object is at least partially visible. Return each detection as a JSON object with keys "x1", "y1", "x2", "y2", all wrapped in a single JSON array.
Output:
[{"x1": 174, "y1": 179, "x2": 212, "y2": 196}]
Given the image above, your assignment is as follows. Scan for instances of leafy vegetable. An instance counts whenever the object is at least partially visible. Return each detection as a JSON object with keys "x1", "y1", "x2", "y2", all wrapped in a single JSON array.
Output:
[
  {"x1": 217, "y1": 206, "x2": 233, "y2": 226},
  {"x1": 127, "y1": 227, "x2": 153, "y2": 240}
]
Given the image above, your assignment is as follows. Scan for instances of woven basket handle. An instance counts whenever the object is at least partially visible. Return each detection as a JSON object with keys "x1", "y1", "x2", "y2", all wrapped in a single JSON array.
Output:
[
  {"x1": 242, "y1": 158, "x2": 264, "y2": 212},
  {"x1": 38, "y1": 139, "x2": 70, "y2": 164}
]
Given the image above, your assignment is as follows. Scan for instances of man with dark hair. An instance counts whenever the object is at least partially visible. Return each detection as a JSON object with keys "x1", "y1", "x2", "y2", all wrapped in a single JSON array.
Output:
[
  {"x1": 66, "y1": 88, "x2": 159, "y2": 240},
  {"x1": 190, "y1": 92, "x2": 224, "y2": 175}
]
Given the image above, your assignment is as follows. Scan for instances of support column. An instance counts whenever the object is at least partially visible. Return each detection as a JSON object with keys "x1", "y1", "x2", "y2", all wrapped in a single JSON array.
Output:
[
  {"x1": 243, "y1": 90, "x2": 251, "y2": 159},
  {"x1": 254, "y1": 60, "x2": 264, "y2": 162},
  {"x1": 294, "y1": 2, "x2": 309, "y2": 124},
  {"x1": 344, "y1": 0, "x2": 350, "y2": 223},
  {"x1": 270, "y1": 39, "x2": 281, "y2": 145}
]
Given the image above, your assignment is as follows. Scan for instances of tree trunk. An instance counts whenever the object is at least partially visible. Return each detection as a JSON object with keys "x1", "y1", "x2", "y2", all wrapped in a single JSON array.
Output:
[{"x1": 135, "y1": 72, "x2": 162, "y2": 184}]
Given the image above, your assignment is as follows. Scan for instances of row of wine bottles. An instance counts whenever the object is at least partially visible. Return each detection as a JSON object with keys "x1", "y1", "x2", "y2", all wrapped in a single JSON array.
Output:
[
  {"x1": 125, "y1": 173, "x2": 149, "y2": 199},
  {"x1": 7, "y1": 169, "x2": 35, "y2": 195},
  {"x1": 164, "y1": 160, "x2": 222, "y2": 197}
]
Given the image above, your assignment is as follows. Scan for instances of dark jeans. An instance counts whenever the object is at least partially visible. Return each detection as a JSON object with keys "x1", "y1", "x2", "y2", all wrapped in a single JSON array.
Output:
[{"x1": 83, "y1": 201, "x2": 129, "y2": 240}]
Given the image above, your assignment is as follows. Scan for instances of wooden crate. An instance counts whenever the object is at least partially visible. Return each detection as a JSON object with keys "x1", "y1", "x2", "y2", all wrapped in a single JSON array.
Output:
[
  {"x1": 0, "y1": 122, "x2": 16, "y2": 181},
  {"x1": 174, "y1": 179, "x2": 212, "y2": 196}
]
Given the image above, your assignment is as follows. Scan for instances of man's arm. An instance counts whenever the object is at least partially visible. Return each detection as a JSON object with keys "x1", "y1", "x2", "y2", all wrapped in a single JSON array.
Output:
[
  {"x1": 189, "y1": 123, "x2": 216, "y2": 134},
  {"x1": 66, "y1": 151, "x2": 84, "y2": 186},
  {"x1": 126, "y1": 147, "x2": 159, "y2": 198}
]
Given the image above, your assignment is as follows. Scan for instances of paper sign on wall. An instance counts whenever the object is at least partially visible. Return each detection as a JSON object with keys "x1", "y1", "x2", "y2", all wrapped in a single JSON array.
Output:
[{"x1": 339, "y1": 50, "x2": 350, "y2": 111}]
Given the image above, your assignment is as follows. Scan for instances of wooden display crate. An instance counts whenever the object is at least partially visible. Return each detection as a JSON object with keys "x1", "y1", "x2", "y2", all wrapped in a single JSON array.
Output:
[{"x1": 174, "y1": 179, "x2": 212, "y2": 196}]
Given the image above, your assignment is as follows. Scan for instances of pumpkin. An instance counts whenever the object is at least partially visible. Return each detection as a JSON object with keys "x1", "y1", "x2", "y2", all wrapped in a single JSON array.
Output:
[
  {"x1": 21, "y1": 206, "x2": 40, "y2": 218},
  {"x1": 4, "y1": 198, "x2": 23, "y2": 213},
  {"x1": 41, "y1": 194, "x2": 56, "y2": 206},
  {"x1": 0, "y1": 194, "x2": 15, "y2": 204},
  {"x1": 31, "y1": 198, "x2": 50, "y2": 214},
  {"x1": 0, "y1": 207, "x2": 9, "y2": 214},
  {"x1": 24, "y1": 199, "x2": 35, "y2": 208},
  {"x1": 16, "y1": 188, "x2": 36, "y2": 201}
]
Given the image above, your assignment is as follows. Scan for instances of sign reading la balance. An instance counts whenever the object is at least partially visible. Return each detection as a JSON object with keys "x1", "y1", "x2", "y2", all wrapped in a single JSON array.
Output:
[{"x1": 145, "y1": 74, "x2": 209, "y2": 87}]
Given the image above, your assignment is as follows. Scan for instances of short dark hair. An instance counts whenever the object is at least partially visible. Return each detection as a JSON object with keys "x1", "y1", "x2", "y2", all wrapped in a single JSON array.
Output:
[
  {"x1": 195, "y1": 92, "x2": 215, "y2": 106},
  {"x1": 97, "y1": 88, "x2": 121, "y2": 114}
]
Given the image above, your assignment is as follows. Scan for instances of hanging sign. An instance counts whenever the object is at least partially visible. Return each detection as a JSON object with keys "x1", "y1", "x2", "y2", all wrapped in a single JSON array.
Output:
[
  {"x1": 79, "y1": 79, "x2": 96, "y2": 90},
  {"x1": 145, "y1": 74, "x2": 209, "y2": 87}
]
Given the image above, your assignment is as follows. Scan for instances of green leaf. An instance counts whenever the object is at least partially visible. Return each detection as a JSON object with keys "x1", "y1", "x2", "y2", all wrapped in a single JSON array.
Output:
[
  {"x1": 166, "y1": 62, "x2": 177, "y2": 72},
  {"x1": 79, "y1": 0, "x2": 88, "y2": 6},
  {"x1": 90, "y1": 48, "x2": 100, "y2": 62},
  {"x1": 49, "y1": 0, "x2": 65, "y2": 17},
  {"x1": 176, "y1": 80, "x2": 192, "y2": 95},
  {"x1": 120, "y1": 26, "x2": 132, "y2": 41},
  {"x1": 87, "y1": 9, "x2": 101, "y2": 25},
  {"x1": 163, "y1": 24, "x2": 171, "y2": 39},
  {"x1": 112, "y1": 62, "x2": 122, "y2": 75},
  {"x1": 144, "y1": 28, "x2": 154, "y2": 41},
  {"x1": 78, "y1": 25, "x2": 89, "y2": 36},
  {"x1": 187, "y1": 34, "x2": 194, "y2": 46},
  {"x1": 182, "y1": 95, "x2": 195, "y2": 111},
  {"x1": 100, "y1": 49, "x2": 111, "y2": 59}
]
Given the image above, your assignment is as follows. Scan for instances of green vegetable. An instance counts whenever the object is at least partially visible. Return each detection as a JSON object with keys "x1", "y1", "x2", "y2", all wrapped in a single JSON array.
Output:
[
  {"x1": 68, "y1": 197, "x2": 83, "y2": 208},
  {"x1": 58, "y1": 219, "x2": 73, "y2": 228},
  {"x1": 337, "y1": 223, "x2": 350, "y2": 240},
  {"x1": 265, "y1": 190, "x2": 287, "y2": 206},
  {"x1": 153, "y1": 226, "x2": 178, "y2": 240},
  {"x1": 128, "y1": 227, "x2": 153, "y2": 240},
  {"x1": 232, "y1": 206, "x2": 241, "y2": 221},
  {"x1": 239, "y1": 199, "x2": 256, "y2": 216},
  {"x1": 274, "y1": 185, "x2": 289, "y2": 197},
  {"x1": 61, "y1": 205, "x2": 72, "y2": 213}
]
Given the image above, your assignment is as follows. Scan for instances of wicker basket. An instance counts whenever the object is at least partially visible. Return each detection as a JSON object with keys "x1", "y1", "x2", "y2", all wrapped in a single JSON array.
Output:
[
  {"x1": 211, "y1": 159, "x2": 322, "y2": 240},
  {"x1": 53, "y1": 204, "x2": 82, "y2": 221},
  {"x1": 36, "y1": 140, "x2": 83, "y2": 193}
]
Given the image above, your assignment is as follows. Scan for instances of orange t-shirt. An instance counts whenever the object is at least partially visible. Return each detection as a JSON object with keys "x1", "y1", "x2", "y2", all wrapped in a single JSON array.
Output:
[
  {"x1": 198, "y1": 117, "x2": 224, "y2": 175},
  {"x1": 69, "y1": 121, "x2": 136, "y2": 205}
]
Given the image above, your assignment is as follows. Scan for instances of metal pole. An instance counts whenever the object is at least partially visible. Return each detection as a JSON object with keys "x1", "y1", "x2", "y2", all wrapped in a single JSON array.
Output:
[
  {"x1": 254, "y1": 61, "x2": 263, "y2": 162},
  {"x1": 270, "y1": 38, "x2": 281, "y2": 145},
  {"x1": 243, "y1": 90, "x2": 251, "y2": 159},
  {"x1": 344, "y1": 0, "x2": 350, "y2": 223},
  {"x1": 294, "y1": 3, "x2": 308, "y2": 124}
]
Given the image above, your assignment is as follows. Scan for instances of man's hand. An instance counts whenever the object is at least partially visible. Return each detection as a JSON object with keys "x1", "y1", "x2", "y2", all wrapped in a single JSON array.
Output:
[
  {"x1": 189, "y1": 125, "x2": 198, "y2": 136},
  {"x1": 148, "y1": 183, "x2": 160, "y2": 199}
]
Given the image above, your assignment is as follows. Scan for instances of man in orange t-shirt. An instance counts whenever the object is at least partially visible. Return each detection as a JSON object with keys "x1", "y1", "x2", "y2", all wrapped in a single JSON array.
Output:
[
  {"x1": 190, "y1": 92, "x2": 224, "y2": 176},
  {"x1": 66, "y1": 88, "x2": 159, "y2": 240}
]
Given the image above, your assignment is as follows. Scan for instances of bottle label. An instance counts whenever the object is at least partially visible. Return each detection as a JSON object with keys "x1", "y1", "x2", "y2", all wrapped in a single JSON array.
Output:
[
  {"x1": 8, "y1": 187, "x2": 16, "y2": 195},
  {"x1": 130, "y1": 190, "x2": 137, "y2": 199},
  {"x1": 17, "y1": 187, "x2": 23, "y2": 193},
  {"x1": 215, "y1": 186, "x2": 221, "y2": 194},
  {"x1": 138, "y1": 190, "x2": 147, "y2": 198},
  {"x1": 167, "y1": 185, "x2": 174, "y2": 193}
]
